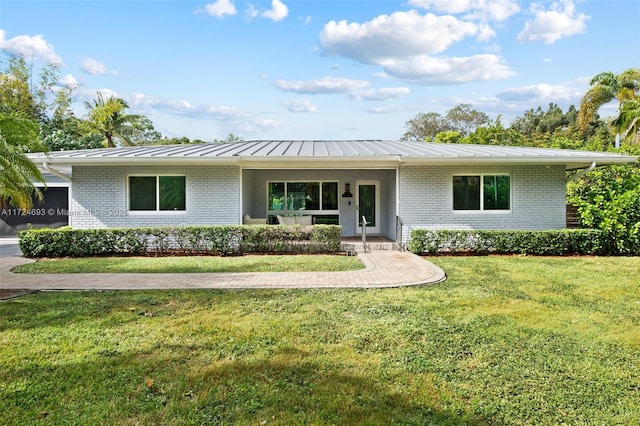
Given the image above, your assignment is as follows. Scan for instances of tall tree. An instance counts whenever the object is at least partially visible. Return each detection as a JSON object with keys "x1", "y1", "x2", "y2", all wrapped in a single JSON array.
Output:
[
  {"x1": 0, "y1": 112, "x2": 45, "y2": 209},
  {"x1": 611, "y1": 99, "x2": 640, "y2": 145},
  {"x1": 0, "y1": 56, "x2": 36, "y2": 117},
  {"x1": 465, "y1": 116, "x2": 524, "y2": 146},
  {"x1": 578, "y1": 68, "x2": 640, "y2": 145},
  {"x1": 444, "y1": 103, "x2": 490, "y2": 137},
  {"x1": 0, "y1": 55, "x2": 54, "y2": 209},
  {"x1": 401, "y1": 104, "x2": 489, "y2": 141},
  {"x1": 401, "y1": 112, "x2": 451, "y2": 141},
  {"x1": 126, "y1": 116, "x2": 163, "y2": 145},
  {"x1": 82, "y1": 92, "x2": 141, "y2": 147}
]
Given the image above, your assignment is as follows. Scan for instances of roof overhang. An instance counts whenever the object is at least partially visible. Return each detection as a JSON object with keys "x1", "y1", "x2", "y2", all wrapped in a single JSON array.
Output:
[{"x1": 27, "y1": 140, "x2": 638, "y2": 171}]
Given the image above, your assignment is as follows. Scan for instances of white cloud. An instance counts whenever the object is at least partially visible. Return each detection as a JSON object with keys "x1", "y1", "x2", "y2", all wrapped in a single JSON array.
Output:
[
  {"x1": 319, "y1": 10, "x2": 514, "y2": 85},
  {"x1": 0, "y1": 30, "x2": 62, "y2": 63},
  {"x1": 320, "y1": 11, "x2": 479, "y2": 62},
  {"x1": 128, "y1": 92, "x2": 249, "y2": 121},
  {"x1": 274, "y1": 77, "x2": 370, "y2": 94},
  {"x1": 275, "y1": 76, "x2": 411, "y2": 102},
  {"x1": 496, "y1": 83, "x2": 582, "y2": 103},
  {"x1": 409, "y1": 0, "x2": 520, "y2": 22},
  {"x1": 379, "y1": 54, "x2": 515, "y2": 85},
  {"x1": 349, "y1": 87, "x2": 411, "y2": 101},
  {"x1": 476, "y1": 23, "x2": 496, "y2": 42},
  {"x1": 409, "y1": 0, "x2": 473, "y2": 15},
  {"x1": 81, "y1": 57, "x2": 119, "y2": 75},
  {"x1": 362, "y1": 104, "x2": 406, "y2": 114},
  {"x1": 203, "y1": 0, "x2": 237, "y2": 18},
  {"x1": 261, "y1": 0, "x2": 288, "y2": 22},
  {"x1": 280, "y1": 98, "x2": 317, "y2": 113},
  {"x1": 59, "y1": 74, "x2": 79, "y2": 88},
  {"x1": 517, "y1": 0, "x2": 589, "y2": 44},
  {"x1": 235, "y1": 118, "x2": 280, "y2": 133},
  {"x1": 245, "y1": 4, "x2": 259, "y2": 19}
]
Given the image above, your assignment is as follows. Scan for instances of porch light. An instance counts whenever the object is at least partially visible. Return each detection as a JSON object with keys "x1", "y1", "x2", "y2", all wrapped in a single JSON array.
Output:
[{"x1": 342, "y1": 182, "x2": 353, "y2": 198}]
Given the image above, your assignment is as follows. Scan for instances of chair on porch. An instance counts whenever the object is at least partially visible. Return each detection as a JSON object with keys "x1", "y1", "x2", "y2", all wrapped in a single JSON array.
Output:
[{"x1": 243, "y1": 214, "x2": 267, "y2": 225}]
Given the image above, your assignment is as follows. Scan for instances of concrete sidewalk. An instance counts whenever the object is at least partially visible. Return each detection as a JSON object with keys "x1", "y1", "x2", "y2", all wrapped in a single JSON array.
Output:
[{"x1": 0, "y1": 251, "x2": 446, "y2": 290}]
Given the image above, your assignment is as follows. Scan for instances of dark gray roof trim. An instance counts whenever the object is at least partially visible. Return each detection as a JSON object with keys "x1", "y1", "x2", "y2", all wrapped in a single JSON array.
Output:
[{"x1": 30, "y1": 140, "x2": 637, "y2": 169}]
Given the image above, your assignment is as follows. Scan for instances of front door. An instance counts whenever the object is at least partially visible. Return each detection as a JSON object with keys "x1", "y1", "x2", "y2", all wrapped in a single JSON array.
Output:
[{"x1": 356, "y1": 180, "x2": 380, "y2": 234}]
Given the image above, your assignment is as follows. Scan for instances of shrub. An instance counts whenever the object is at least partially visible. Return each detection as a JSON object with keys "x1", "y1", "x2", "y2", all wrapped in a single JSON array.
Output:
[
  {"x1": 18, "y1": 225, "x2": 342, "y2": 258},
  {"x1": 567, "y1": 161, "x2": 640, "y2": 255},
  {"x1": 408, "y1": 229, "x2": 613, "y2": 256}
]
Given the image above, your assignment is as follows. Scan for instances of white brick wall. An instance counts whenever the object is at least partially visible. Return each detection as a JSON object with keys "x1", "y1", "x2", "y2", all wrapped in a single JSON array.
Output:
[
  {"x1": 398, "y1": 165, "x2": 567, "y2": 244},
  {"x1": 70, "y1": 165, "x2": 241, "y2": 228},
  {"x1": 69, "y1": 164, "x2": 567, "y2": 243}
]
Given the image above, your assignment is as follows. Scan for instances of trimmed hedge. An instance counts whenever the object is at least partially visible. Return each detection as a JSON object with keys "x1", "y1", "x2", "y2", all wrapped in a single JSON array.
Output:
[
  {"x1": 18, "y1": 225, "x2": 342, "y2": 258},
  {"x1": 408, "y1": 229, "x2": 613, "y2": 256}
]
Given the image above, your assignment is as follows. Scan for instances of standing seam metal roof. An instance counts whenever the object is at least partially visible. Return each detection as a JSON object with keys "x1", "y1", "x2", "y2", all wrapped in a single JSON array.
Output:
[{"x1": 29, "y1": 140, "x2": 637, "y2": 165}]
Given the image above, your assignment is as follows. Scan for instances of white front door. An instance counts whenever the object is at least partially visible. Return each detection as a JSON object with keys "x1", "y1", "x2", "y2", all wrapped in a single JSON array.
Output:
[{"x1": 356, "y1": 180, "x2": 380, "y2": 234}]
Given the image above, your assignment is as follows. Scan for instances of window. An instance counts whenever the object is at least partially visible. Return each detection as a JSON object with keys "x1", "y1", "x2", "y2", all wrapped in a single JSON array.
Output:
[
  {"x1": 267, "y1": 181, "x2": 339, "y2": 212},
  {"x1": 129, "y1": 176, "x2": 186, "y2": 211},
  {"x1": 453, "y1": 175, "x2": 510, "y2": 211},
  {"x1": 321, "y1": 182, "x2": 338, "y2": 210}
]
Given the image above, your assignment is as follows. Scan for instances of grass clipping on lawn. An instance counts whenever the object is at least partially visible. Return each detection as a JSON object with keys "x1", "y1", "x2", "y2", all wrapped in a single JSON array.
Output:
[
  {"x1": 13, "y1": 254, "x2": 365, "y2": 274},
  {"x1": 1, "y1": 256, "x2": 639, "y2": 424}
]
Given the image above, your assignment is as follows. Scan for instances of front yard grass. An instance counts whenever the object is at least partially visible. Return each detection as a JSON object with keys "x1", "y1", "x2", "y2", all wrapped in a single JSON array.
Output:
[
  {"x1": 1, "y1": 256, "x2": 639, "y2": 425},
  {"x1": 12, "y1": 254, "x2": 365, "y2": 274}
]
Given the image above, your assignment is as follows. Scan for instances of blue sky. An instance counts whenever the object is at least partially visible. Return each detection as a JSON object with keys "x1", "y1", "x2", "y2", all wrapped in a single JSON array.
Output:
[{"x1": 1, "y1": 0, "x2": 638, "y2": 141}]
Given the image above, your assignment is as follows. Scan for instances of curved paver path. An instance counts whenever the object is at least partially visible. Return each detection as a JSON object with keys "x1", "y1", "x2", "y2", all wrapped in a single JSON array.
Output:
[{"x1": 0, "y1": 251, "x2": 446, "y2": 290}]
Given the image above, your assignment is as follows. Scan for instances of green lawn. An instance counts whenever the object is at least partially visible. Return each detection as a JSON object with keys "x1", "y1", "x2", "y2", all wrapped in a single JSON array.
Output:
[
  {"x1": 1, "y1": 256, "x2": 639, "y2": 425},
  {"x1": 13, "y1": 254, "x2": 365, "y2": 274}
]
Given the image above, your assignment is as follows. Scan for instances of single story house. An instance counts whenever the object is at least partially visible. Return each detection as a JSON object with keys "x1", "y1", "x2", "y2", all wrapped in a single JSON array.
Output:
[{"x1": 28, "y1": 140, "x2": 637, "y2": 246}]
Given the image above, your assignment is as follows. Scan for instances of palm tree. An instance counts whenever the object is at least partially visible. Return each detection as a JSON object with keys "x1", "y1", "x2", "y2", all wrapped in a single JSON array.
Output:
[
  {"x1": 578, "y1": 68, "x2": 640, "y2": 146},
  {"x1": 612, "y1": 99, "x2": 640, "y2": 145},
  {"x1": 0, "y1": 113, "x2": 45, "y2": 210},
  {"x1": 83, "y1": 92, "x2": 141, "y2": 147}
]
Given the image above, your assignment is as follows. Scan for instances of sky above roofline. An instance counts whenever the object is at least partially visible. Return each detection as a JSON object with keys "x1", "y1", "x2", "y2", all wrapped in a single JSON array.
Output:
[{"x1": 2, "y1": 0, "x2": 638, "y2": 141}]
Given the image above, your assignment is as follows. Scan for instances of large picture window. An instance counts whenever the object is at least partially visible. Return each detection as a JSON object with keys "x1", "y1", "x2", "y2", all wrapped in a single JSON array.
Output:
[
  {"x1": 129, "y1": 176, "x2": 186, "y2": 211},
  {"x1": 453, "y1": 175, "x2": 510, "y2": 211},
  {"x1": 268, "y1": 181, "x2": 338, "y2": 212}
]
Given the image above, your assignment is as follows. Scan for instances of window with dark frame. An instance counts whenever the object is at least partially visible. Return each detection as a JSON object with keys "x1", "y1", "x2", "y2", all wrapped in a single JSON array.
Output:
[
  {"x1": 129, "y1": 176, "x2": 186, "y2": 211},
  {"x1": 267, "y1": 181, "x2": 339, "y2": 212},
  {"x1": 453, "y1": 175, "x2": 510, "y2": 211}
]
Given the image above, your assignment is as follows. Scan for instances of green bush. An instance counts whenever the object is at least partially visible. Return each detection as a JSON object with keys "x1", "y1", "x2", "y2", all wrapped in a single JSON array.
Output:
[
  {"x1": 567, "y1": 161, "x2": 640, "y2": 255},
  {"x1": 408, "y1": 229, "x2": 612, "y2": 255},
  {"x1": 18, "y1": 225, "x2": 342, "y2": 258}
]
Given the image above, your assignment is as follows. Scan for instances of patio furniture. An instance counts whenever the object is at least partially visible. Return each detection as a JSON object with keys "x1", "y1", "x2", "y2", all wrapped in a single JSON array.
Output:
[
  {"x1": 276, "y1": 215, "x2": 313, "y2": 225},
  {"x1": 243, "y1": 214, "x2": 267, "y2": 225}
]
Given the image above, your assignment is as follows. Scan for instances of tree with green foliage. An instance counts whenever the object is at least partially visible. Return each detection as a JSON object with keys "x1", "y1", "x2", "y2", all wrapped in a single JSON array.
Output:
[
  {"x1": 401, "y1": 104, "x2": 487, "y2": 141},
  {"x1": 40, "y1": 120, "x2": 104, "y2": 151},
  {"x1": 611, "y1": 99, "x2": 640, "y2": 145},
  {"x1": 0, "y1": 112, "x2": 45, "y2": 209},
  {"x1": 578, "y1": 68, "x2": 640, "y2": 146},
  {"x1": 0, "y1": 55, "x2": 54, "y2": 209},
  {"x1": 225, "y1": 133, "x2": 243, "y2": 142},
  {"x1": 464, "y1": 116, "x2": 524, "y2": 146},
  {"x1": 126, "y1": 116, "x2": 163, "y2": 145},
  {"x1": 444, "y1": 103, "x2": 489, "y2": 137},
  {"x1": 401, "y1": 112, "x2": 449, "y2": 141},
  {"x1": 510, "y1": 103, "x2": 578, "y2": 136},
  {"x1": 434, "y1": 131, "x2": 463, "y2": 144},
  {"x1": 82, "y1": 92, "x2": 142, "y2": 147},
  {"x1": 567, "y1": 154, "x2": 640, "y2": 255}
]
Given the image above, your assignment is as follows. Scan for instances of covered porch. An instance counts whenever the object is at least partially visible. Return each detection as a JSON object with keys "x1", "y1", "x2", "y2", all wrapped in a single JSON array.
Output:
[{"x1": 241, "y1": 168, "x2": 398, "y2": 239}]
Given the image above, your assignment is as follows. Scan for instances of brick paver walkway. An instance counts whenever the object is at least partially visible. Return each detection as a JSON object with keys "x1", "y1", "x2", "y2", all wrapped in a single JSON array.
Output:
[{"x1": 0, "y1": 251, "x2": 446, "y2": 290}]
